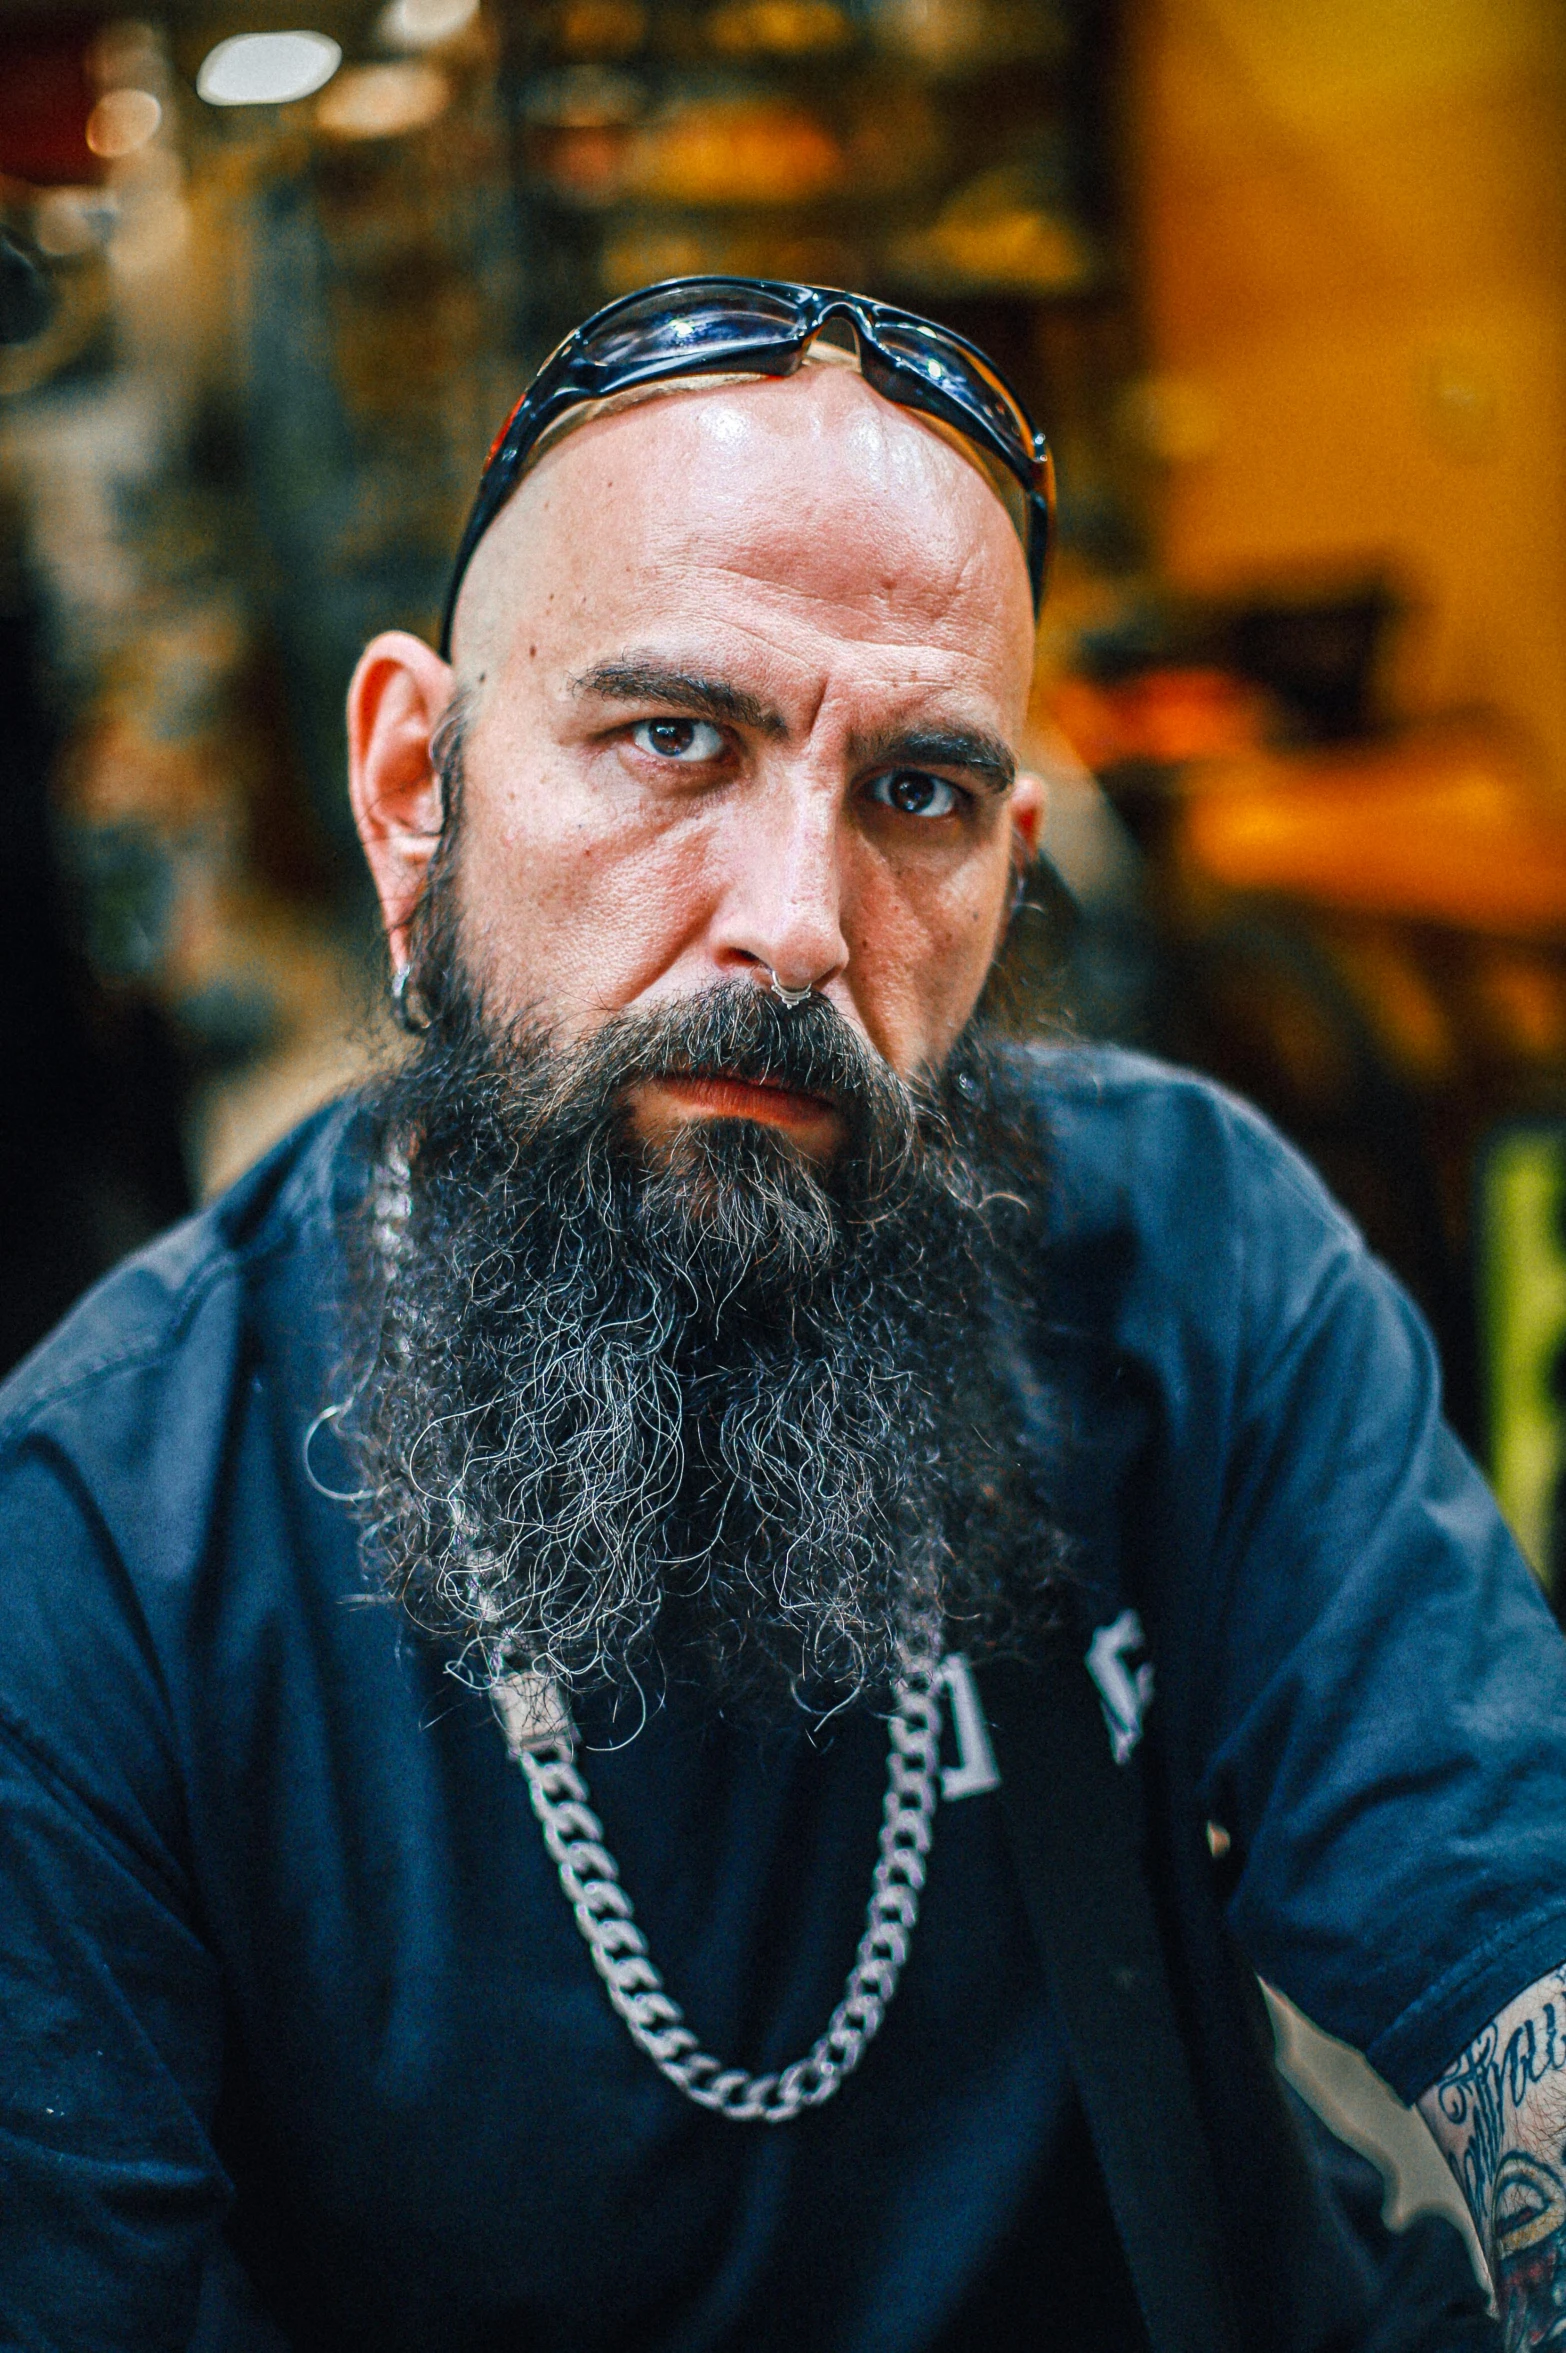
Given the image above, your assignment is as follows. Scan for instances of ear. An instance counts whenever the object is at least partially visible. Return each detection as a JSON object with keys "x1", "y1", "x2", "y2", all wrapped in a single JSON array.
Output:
[
  {"x1": 1009, "y1": 769, "x2": 1047, "y2": 873},
  {"x1": 347, "y1": 631, "x2": 454, "y2": 969}
]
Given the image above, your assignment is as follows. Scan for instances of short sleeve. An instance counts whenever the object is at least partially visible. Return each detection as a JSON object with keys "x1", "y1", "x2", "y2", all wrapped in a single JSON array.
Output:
[
  {"x1": 0, "y1": 1442, "x2": 228, "y2": 2351},
  {"x1": 1197, "y1": 1118, "x2": 1566, "y2": 2102}
]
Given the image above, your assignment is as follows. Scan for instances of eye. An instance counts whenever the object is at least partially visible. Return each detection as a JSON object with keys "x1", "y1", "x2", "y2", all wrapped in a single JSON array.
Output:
[
  {"x1": 867, "y1": 769, "x2": 965, "y2": 820},
  {"x1": 631, "y1": 717, "x2": 725, "y2": 763}
]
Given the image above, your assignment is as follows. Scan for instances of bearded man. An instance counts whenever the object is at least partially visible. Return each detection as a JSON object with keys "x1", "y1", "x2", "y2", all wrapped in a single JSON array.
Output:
[{"x1": 2, "y1": 281, "x2": 1564, "y2": 2353}]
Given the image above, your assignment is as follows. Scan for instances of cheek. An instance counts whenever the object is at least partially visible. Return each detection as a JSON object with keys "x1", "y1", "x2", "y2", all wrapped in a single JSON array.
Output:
[
  {"x1": 847, "y1": 845, "x2": 1010, "y2": 1070},
  {"x1": 452, "y1": 764, "x2": 721, "y2": 1017}
]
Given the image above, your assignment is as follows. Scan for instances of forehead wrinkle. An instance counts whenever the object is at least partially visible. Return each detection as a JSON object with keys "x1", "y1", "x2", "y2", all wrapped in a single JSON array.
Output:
[
  {"x1": 575, "y1": 603, "x2": 1022, "y2": 761},
  {"x1": 630, "y1": 547, "x2": 1014, "y2": 661}
]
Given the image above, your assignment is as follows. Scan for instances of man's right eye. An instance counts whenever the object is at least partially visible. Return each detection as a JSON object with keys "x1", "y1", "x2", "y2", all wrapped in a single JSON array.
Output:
[{"x1": 631, "y1": 718, "x2": 725, "y2": 763}]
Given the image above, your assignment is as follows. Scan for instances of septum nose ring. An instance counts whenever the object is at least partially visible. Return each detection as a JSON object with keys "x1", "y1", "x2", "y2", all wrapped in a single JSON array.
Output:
[{"x1": 765, "y1": 967, "x2": 817, "y2": 1010}]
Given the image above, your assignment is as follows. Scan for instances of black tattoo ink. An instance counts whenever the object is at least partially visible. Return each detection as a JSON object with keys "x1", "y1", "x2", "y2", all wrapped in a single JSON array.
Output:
[
  {"x1": 1429, "y1": 1971, "x2": 1566, "y2": 2351},
  {"x1": 1494, "y1": 2151, "x2": 1566, "y2": 2350},
  {"x1": 1433, "y1": 1973, "x2": 1566, "y2": 2223}
]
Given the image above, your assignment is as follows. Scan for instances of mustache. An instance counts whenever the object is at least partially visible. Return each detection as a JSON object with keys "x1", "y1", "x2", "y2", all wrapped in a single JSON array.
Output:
[
  {"x1": 413, "y1": 979, "x2": 965, "y2": 1221},
  {"x1": 510, "y1": 984, "x2": 903, "y2": 1127},
  {"x1": 608, "y1": 984, "x2": 875, "y2": 1100}
]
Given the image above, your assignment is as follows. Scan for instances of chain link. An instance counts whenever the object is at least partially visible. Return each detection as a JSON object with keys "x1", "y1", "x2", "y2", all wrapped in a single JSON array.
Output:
[{"x1": 515, "y1": 1641, "x2": 944, "y2": 2123}]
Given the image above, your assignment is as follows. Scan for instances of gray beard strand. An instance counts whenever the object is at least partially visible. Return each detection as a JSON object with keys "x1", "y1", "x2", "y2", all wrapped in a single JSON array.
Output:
[{"x1": 336, "y1": 994, "x2": 1060, "y2": 1722}]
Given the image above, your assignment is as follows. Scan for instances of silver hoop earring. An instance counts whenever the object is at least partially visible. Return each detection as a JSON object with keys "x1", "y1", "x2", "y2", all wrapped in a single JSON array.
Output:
[{"x1": 390, "y1": 962, "x2": 430, "y2": 1035}]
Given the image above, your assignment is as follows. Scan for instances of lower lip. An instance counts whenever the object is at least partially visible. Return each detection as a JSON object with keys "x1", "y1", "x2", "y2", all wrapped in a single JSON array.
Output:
[{"x1": 653, "y1": 1075, "x2": 835, "y2": 1130}]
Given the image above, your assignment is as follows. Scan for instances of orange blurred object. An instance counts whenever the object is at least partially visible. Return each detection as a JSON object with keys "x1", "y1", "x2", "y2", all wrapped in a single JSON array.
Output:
[
  {"x1": 1052, "y1": 668, "x2": 1275, "y2": 772},
  {"x1": 627, "y1": 97, "x2": 845, "y2": 206},
  {"x1": 1179, "y1": 723, "x2": 1566, "y2": 943}
]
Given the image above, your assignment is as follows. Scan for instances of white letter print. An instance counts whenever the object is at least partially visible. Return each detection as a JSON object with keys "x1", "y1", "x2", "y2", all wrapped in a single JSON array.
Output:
[
  {"x1": 1086, "y1": 1609, "x2": 1154, "y2": 1766},
  {"x1": 936, "y1": 1653, "x2": 1003, "y2": 1799}
]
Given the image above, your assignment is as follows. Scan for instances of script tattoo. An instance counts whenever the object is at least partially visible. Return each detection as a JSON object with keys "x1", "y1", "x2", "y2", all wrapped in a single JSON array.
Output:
[
  {"x1": 1432, "y1": 1989, "x2": 1566, "y2": 2221},
  {"x1": 1422, "y1": 1969, "x2": 1566, "y2": 2349}
]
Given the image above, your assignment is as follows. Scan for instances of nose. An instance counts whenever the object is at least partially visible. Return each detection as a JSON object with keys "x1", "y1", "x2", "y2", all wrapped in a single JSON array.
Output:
[{"x1": 714, "y1": 778, "x2": 850, "y2": 999}]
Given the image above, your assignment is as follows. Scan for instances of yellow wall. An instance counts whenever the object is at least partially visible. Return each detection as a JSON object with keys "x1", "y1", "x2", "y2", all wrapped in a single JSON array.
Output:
[{"x1": 1133, "y1": 0, "x2": 1566, "y2": 783}]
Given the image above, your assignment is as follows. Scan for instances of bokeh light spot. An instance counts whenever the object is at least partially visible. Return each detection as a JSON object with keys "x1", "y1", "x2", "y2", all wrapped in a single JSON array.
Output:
[
  {"x1": 86, "y1": 89, "x2": 163, "y2": 158},
  {"x1": 196, "y1": 32, "x2": 342, "y2": 107}
]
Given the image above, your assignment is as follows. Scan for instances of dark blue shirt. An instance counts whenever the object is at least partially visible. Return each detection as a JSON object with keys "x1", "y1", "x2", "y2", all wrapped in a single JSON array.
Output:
[{"x1": 3, "y1": 1048, "x2": 1564, "y2": 2353}]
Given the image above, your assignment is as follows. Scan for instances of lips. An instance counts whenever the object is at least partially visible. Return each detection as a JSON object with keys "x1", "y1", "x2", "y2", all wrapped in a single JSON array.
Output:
[{"x1": 654, "y1": 1073, "x2": 837, "y2": 1127}]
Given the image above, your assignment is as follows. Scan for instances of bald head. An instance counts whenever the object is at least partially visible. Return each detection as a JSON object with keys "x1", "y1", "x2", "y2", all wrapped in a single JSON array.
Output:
[
  {"x1": 450, "y1": 361, "x2": 1036, "y2": 705},
  {"x1": 349, "y1": 347, "x2": 1044, "y2": 1098}
]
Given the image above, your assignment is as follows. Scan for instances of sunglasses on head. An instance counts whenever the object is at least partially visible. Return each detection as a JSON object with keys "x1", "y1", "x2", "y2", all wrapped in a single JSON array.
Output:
[{"x1": 439, "y1": 276, "x2": 1056, "y2": 655}]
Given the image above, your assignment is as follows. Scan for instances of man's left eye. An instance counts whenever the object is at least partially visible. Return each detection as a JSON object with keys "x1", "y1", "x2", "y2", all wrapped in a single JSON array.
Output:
[
  {"x1": 867, "y1": 770, "x2": 964, "y2": 819},
  {"x1": 631, "y1": 718, "x2": 725, "y2": 762}
]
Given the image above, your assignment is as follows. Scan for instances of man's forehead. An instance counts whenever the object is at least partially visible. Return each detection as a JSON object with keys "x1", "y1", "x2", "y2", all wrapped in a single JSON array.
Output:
[
  {"x1": 502, "y1": 353, "x2": 1018, "y2": 539},
  {"x1": 451, "y1": 364, "x2": 1035, "y2": 684}
]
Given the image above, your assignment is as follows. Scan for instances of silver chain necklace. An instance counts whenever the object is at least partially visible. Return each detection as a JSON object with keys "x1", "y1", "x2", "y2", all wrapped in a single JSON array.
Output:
[
  {"x1": 373, "y1": 1147, "x2": 946, "y2": 2123},
  {"x1": 494, "y1": 1641, "x2": 944, "y2": 2124}
]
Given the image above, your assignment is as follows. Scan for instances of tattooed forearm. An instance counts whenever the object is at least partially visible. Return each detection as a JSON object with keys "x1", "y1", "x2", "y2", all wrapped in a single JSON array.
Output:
[
  {"x1": 1426, "y1": 1987, "x2": 1566, "y2": 2224},
  {"x1": 1419, "y1": 1967, "x2": 1566, "y2": 2350}
]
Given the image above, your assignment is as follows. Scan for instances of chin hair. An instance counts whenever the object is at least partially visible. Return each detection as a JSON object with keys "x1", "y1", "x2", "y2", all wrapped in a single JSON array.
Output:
[{"x1": 335, "y1": 959, "x2": 1069, "y2": 1721}]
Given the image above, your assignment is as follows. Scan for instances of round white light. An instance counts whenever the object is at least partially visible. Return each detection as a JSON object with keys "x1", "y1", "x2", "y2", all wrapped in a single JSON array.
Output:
[{"x1": 196, "y1": 31, "x2": 342, "y2": 107}]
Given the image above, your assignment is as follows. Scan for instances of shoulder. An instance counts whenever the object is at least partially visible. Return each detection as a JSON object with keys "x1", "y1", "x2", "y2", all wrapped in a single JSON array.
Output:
[
  {"x1": 0, "y1": 1100, "x2": 360, "y2": 1452},
  {"x1": 1020, "y1": 1041, "x2": 1353, "y2": 1241},
  {"x1": 0, "y1": 1101, "x2": 365, "y2": 1622},
  {"x1": 1009, "y1": 1041, "x2": 1373, "y2": 1350},
  {"x1": 0, "y1": 1101, "x2": 367, "y2": 1845},
  {"x1": 991, "y1": 1043, "x2": 1445, "y2": 1598}
]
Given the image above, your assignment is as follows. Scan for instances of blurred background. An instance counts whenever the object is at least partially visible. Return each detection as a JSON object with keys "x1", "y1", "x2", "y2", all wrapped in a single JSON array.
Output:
[{"x1": 1, "y1": 0, "x2": 1564, "y2": 1602}]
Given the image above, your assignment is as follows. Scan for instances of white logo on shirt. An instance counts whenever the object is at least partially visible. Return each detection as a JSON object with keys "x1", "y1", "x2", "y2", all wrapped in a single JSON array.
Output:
[
  {"x1": 1086, "y1": 1609, "x2": 1154, "y2": 1766},
  {"x1": 936, "y1": 1652, "x2": 1002, "y2": 1799}
]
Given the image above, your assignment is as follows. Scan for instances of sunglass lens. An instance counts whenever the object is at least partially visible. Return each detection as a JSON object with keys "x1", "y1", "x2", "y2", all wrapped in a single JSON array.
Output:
[
  {"x1": 585, "y1": 283, "x2": 804, "y2": 374},
  {"x1": 872, "y1": 323, "x2": 1032, "y2": 467}
]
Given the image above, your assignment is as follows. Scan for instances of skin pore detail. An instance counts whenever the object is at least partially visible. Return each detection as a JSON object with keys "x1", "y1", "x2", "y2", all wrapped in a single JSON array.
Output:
[
  {"x1": 1419, "y1": 1967, "x2": 1566, "y2": 2347},
  {"x1": 346, "y1": 360, "x2": 1042, "y2": 1167}
]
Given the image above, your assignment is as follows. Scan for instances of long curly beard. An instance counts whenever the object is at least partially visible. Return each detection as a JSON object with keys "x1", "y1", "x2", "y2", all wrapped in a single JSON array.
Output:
[{"x1": 335, "y1": 970, "x2": 1064, "y2": 1724}]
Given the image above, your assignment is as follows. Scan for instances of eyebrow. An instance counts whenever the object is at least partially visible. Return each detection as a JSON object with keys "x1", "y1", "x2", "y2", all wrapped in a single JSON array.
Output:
[
  {"x1": 849, "y1": 723, "x2": 1017, "y2": 797},
  {"x1": 566, "y1": 659, "x2": 788, "y2": 738},
  {"x1": 567, "y1": 658, "x2": 1015, "y2": 794}
]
